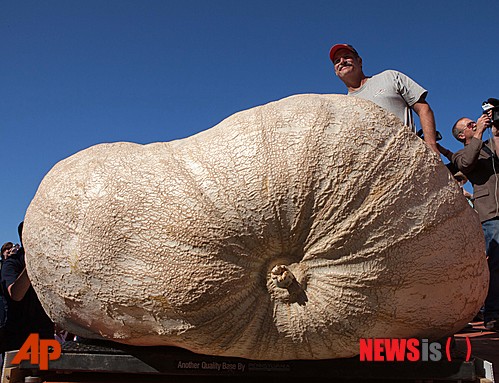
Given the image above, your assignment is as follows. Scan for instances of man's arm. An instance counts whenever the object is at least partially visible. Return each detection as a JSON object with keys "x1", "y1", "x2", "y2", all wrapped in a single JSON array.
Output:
[
  {"x1": 437, "y1": 143, "x2": 453, "y2": 161},
  {"x1": 7, "y1": 268, "x2": 31, "y2": 302},
  {"x1": 412, "y1": 100, "x2": 439, "y2": 155},
  {"x1": 451, "y1": 139, "x2": 483, "y2": 173}
]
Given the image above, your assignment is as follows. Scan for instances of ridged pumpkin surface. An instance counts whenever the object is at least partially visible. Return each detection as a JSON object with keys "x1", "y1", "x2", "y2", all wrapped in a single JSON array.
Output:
[{"x1": 24, "y1": 94, "x2": 488, "y2": 360}]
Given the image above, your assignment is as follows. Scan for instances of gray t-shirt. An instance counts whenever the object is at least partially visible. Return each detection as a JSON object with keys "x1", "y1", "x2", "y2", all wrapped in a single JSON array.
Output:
[{"x1": 348, "y1": 70, "x2": 427, "y2": 132}]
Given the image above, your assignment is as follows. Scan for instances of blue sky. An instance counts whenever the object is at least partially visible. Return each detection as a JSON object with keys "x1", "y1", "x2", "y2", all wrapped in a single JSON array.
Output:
[{"x1": 1, "y1": 0, "x2": 499, "y2": 244}]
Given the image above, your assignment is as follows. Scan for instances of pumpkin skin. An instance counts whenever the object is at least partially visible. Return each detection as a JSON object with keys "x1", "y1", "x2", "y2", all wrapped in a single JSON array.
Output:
[{"x1": 24, "y1": 94, "x2": 487, "y2": 360}]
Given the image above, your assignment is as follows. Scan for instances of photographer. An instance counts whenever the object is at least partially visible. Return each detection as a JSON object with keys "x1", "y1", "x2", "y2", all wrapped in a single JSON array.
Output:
[
  {"x1": 0, "y1": 222, "x2": 54, "y2": 351},
  {"x1": 451, "y1": 99, "x2": 498, "y2": 331}
]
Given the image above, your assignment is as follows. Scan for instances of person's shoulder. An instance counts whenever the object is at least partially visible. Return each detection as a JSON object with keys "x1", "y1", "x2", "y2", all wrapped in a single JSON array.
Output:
[
  {"x1": 464, "y1": 137, "x2": 485, "y2": 152},
  {"x1": 370, "y1": 70, "x2": 404, "y2": 83},
  {"x1": 377, "y1": 69, "x2": 407, "y2": 78},
  {"x1": 2, "y1": 257, "x2": 15, "y2": 266},
  {"x1": 3, "y1": 253, "x2": 23, "y2": 268},
  {"x1": 379, "y1": 70, "x2": 425, "y2": 92},
  {"x1": 482, "y1": 139, "x2": 494, "y2": 154},
  {"x1": 1, "y1": 257, "x2": 16, "y2": 279}
]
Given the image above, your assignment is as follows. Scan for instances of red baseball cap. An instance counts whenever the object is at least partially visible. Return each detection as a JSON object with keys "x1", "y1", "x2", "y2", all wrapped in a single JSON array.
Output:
[{"x1": 329, "y1": 44, "x2": 359, "y2": 63}]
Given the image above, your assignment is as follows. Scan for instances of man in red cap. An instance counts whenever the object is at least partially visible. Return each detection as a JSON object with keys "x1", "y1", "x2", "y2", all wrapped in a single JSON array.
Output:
[{"x1": 329, "y1": 44, "x2": 439, "y2": 155}]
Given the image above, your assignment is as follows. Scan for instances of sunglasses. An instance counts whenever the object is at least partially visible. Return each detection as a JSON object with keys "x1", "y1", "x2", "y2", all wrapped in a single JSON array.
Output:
[
  {"x1": 460, "y1": 121, "x2": 476, "y2": 135},
  {"x1": 464, "y1": 121, "x2": 476, "y2": 130}
]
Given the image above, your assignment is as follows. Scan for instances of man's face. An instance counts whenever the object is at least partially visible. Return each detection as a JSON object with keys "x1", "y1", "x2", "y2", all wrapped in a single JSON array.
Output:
[
  {"x1": 2, "y1": 247, "x2": 12, "y2": 259},
  {"x1": 332, "y1": 48, "x2": 362, "y2": 79},
  {"x1": 457, "y1": 118, "x2": 476, "y2": 142}
]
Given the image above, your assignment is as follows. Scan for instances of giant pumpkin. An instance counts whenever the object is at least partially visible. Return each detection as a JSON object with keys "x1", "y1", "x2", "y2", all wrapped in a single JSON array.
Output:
[{"x1": 23, "y1": 94, "x2": 487, "y2": 360}]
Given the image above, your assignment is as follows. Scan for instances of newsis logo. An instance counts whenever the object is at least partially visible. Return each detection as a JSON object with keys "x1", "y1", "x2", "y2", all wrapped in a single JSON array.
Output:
[{"x1": 359, "y1": 337, "x2": 472, "y2": 362}]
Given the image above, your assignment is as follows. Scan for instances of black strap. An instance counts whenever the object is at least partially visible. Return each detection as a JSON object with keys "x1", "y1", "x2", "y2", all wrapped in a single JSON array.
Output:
[{"x1": 481, "y1": 145, "x2": 499, "y2": 167}]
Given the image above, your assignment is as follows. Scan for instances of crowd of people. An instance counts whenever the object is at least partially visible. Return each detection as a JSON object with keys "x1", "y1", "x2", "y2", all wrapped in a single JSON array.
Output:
[{"x1": 330, "y1": 43, "x2": 499, "y2": 332}]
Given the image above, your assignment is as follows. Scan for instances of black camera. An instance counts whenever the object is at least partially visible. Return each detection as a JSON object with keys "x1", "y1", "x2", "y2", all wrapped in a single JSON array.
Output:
[{"x1": 482, "y1": 98, "x2": 499, "y2": 127}]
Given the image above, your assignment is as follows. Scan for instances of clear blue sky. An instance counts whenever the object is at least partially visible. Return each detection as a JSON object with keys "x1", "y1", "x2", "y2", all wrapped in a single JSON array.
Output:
[{"x1": 1, "y1": 0, "x2": 498, "y2": 244}]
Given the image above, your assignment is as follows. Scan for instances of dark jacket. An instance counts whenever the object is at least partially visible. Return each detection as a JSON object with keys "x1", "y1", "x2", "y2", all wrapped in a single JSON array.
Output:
[
  {"x1": 452, "y1": 137, "x2": 499, "y2": 223},
  {"x1": 1, "y1": 249, "x2": 54, "y2": 350}
]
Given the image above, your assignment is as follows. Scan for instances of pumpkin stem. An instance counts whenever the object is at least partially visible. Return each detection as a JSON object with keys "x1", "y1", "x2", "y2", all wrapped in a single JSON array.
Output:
[{"x1": 271, "y1": 265, "x2": 296, "y2": 289}]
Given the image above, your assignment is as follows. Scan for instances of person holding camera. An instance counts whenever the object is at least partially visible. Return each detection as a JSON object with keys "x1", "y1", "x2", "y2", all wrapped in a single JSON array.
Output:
[
  {"x1": 329, "y1": 43, "x2": 440, "y2": 155},
  {"x1": 0, "y1": 242, "x2": 14, "y2": 357},
  {"x1": 451, "y1": 101, "x2": 499, "y2": 331},
  {"x1": 0, "y1": 222, "x2": 54, "y2": 352}
]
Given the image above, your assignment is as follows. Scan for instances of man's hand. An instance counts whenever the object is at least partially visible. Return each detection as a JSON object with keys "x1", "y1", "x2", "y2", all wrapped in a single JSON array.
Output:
[{"x1": 476, "y1": 113, "x2": 491, "y2": 134}]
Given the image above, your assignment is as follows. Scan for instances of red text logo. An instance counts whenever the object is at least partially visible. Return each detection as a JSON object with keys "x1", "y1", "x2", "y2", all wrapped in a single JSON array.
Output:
[
  {"x1": 359, "y1": 337, "x2": 471, "y2": 362},
  {"x1": 11, "y1": 334, "x2": 61, "y2": 370}
]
